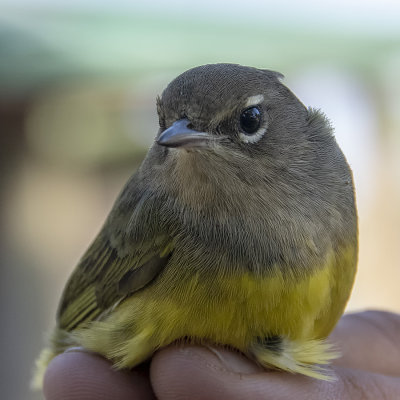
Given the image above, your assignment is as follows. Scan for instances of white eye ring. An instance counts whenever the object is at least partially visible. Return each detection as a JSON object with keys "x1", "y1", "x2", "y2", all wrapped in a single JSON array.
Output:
[
  {"x1": 245, "y1": 94, "x2": 264, "y2": 107},
  {"x1": 239, "y1": 94, "x2": 267, "y2": 144},
  {"x1": 239, "y1": 126, "x2": 267, "y2": 143}
]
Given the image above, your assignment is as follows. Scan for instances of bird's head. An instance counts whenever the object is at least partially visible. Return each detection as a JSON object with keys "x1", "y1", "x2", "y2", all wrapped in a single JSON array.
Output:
[{"x1": 156, "y1": 64, "x2": 309, "y2": 159}]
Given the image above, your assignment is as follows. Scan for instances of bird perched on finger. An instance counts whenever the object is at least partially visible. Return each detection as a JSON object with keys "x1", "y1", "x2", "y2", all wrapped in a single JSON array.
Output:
[{"x1": 33, "y1": 63, "x2": 358, "y2": 389}]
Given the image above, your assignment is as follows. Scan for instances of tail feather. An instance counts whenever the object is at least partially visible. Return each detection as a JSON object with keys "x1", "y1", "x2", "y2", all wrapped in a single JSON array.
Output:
[
  {"x1": 31, "y1": 348, "x2": 56, "y2": 390},
  {"x1": 31, "y1": 327, "x2": 79, "y2": 390},
  {"x1": 250, "y1": 337, "x2": 339, "y2": 381}
]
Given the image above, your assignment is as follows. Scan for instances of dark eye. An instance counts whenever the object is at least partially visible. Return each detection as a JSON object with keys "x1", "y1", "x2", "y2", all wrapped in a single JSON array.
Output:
[{"x1": 240, "y1": 107, "x2": 261, "y2": 134}]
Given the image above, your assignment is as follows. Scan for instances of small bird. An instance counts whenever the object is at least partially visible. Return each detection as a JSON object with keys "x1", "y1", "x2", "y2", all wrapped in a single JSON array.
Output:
[{"x1": 33, "y1": 63, "x2": 358, "y2": 389}]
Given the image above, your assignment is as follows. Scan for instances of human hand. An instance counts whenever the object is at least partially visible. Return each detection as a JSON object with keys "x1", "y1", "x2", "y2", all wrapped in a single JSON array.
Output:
[{"x1": 43, "y1": 311, "x2": 400, "y2": 399}]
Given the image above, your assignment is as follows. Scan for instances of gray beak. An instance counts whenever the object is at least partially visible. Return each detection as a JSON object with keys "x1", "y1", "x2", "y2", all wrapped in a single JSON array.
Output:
[{"x1": 157, "y1": 119, "x2": 213, "y2": 149}]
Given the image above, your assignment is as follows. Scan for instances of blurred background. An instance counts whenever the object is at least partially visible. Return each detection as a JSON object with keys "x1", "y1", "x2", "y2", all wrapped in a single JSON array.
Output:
[{"x1": 1, "y1": 0, "x2": 399, "y2": 398}]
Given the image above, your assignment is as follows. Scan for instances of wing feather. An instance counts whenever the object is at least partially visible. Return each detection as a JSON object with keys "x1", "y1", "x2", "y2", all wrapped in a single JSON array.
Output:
[
  {"x1": 56, "y1": 177, "x2": 173, "y2": 331},
  {"x1": 57, "y1": 233, "x2": 172, "y2": 331}
]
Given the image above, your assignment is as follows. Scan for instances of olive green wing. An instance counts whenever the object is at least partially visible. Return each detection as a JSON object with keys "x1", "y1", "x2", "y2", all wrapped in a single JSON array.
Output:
[{"x1": 57, "y1": 230, "x2": 173, "y2": 332}]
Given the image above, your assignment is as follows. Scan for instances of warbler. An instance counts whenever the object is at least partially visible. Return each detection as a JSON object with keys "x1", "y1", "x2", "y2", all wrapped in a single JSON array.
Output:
[{"x1": 33, "y1": 63, "x2": 358, "y2": 389}]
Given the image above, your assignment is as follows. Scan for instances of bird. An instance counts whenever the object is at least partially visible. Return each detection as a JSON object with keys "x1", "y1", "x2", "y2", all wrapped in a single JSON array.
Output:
[{"x1": 33, "y1": 63, "x2": 358, "y2": 389}]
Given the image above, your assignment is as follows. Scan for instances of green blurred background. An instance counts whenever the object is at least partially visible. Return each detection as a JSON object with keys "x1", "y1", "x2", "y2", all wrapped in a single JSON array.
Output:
[{"x1": 1, "y1": 1, "x2": 399, "y2": 398}]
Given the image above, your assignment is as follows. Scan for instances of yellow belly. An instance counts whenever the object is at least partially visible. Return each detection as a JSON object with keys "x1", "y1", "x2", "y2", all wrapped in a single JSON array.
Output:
[{"x1": 72, "y1": 244, "x2": 356, "y2": 379}]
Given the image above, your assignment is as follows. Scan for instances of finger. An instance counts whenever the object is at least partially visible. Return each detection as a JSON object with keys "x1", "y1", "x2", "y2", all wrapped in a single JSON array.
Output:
[
  {"x1": 151, "y1": 345, "x2": 400, "y2": 400},
  {"x1": 330, "y1": 311, "x2": 400, "y2": 376},
  {"x1": 43, "y1": 351, "x2": 156, "y2": 400}
]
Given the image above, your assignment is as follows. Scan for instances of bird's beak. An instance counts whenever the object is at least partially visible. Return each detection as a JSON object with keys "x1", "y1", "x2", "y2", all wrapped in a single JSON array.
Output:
[{"x1": 157, "y1": 119, "x2": 213, "y2": 149}]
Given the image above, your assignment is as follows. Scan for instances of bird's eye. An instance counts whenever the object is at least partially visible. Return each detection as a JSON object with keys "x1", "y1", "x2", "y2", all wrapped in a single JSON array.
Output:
[{"x1": 240, "y1": 107, "x2": 261, "y2": 134}]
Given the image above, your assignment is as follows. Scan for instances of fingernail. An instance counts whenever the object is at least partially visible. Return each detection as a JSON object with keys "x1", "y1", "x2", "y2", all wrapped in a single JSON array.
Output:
[
  {"x1": 181, "y1": 345, "x2": 263, "y2": 374},
  {"x1": 64, "y1": 346, "x2": 90, "y2": 354}
]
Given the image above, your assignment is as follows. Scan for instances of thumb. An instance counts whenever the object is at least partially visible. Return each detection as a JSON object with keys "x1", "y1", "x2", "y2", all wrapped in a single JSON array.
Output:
[{"x1": 150, "y1": 344, "x2": 400, "y2": 400}]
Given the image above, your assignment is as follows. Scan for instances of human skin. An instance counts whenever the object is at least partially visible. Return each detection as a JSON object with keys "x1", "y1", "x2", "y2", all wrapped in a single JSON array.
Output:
[{"x1": 43, "y1": 311, "x2": 400, "y2": 400}]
